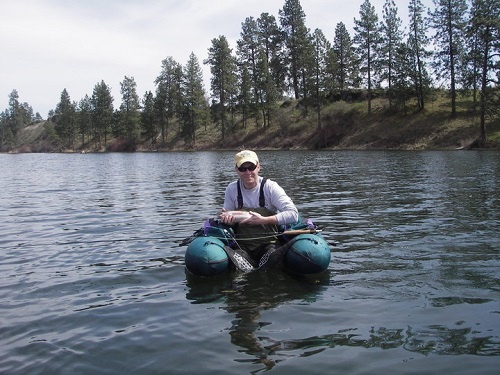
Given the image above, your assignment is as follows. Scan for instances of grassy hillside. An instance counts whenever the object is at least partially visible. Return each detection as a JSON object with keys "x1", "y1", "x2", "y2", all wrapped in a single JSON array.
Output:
[
  {"x1": 13, "y1": 93, "x2": 500, "y2": 152},
  {"x1": 185, "y1": 93, "x2": 499, "y2": 151}
]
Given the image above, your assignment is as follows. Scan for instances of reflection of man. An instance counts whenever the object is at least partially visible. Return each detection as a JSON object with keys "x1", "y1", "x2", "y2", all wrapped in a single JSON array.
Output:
[
  {"x1": 229, "y1": 309, "x2": 276, "y2": 369},
  {"x1": 224, "y1": 272, "x2": 327, "y2": 370},
  {"x1": 185, "y1": 271, "x2": 329, "y2": 371}
]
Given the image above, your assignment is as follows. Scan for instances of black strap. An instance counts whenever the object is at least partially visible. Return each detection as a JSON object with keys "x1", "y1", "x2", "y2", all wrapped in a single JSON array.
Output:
[
  {"x1": 237, "y1": 178, "x2": 267, "y2": 209},
  {"x1": 237, "y1": 180, "x2": 243, "y2": 209},
  {"x1": 259, "y1": 178, "x2": 267, "y2": 207}
]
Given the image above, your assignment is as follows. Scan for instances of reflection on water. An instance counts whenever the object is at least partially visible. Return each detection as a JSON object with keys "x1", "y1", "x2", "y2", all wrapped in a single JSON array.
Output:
[
  {"x1": 186, "y1": 271, "x2": 330, "y2": 370},
  {"x1": 0, "y1": 151, "x2": 499, "y2": 374}
]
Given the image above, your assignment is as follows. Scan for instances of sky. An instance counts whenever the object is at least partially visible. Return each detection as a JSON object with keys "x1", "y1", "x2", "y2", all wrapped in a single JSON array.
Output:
[{"x1": 1, "y1": 0, "x2": 433, "y2": 118}]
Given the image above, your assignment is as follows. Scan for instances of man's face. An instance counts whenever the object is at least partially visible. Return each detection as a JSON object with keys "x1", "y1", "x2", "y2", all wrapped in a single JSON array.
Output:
[{"x1": 236, "y1": 162, "x2": 260, "y2": 187}]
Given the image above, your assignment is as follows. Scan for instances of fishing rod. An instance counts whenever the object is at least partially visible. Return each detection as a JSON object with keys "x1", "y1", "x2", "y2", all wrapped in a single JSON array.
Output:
[{"x1": 178, "y1": 226, "x2": 326, "y2": 245}]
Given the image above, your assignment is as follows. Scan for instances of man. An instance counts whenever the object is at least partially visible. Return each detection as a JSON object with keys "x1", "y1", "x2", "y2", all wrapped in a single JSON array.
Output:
[{"x1": 220, "y1": 150, "x2": 299, "y2": 263}]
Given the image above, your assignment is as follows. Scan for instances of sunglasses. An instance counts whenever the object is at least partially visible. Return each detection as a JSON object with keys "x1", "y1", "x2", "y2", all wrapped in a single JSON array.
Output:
[{"x1": 237, "y1": 164, "x2": 257, "y2": 172}]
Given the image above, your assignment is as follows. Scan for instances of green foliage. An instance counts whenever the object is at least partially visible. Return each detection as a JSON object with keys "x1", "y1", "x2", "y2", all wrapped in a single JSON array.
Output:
[
  {"x1": 429, "y1": 0, "x2": 468, "y2": 115},
  {"x1": 117, "y1": 76, "x2": 141, "y2": 142},
  {"x1": 155, "y1": 56, "x2": 184, "y2": 143},
  {"x1": 205, "y1": 35, "x2": 238, "y2": 140},
  {"x1": 91, "y1": 80, "x2": 114, "y2": 149},
  {"x1": 77, "y1": 95, "x2": 92, "y2": 149},
  {"x1": 258, "y1": 13, "x2": 286, "y2": 93},
  {"x1": 236, "y1": 14, "x2": 283, "y2": 129},
  {"x1": 380, "y1": 0, "x2": 404, "y2": 109},
  {"x1": 181, "y1": 53, "x2": 208, "y2": 147},
  {"x1": 354, "y1": 0, "x2": 383, "y2": 113},
  {"x1": 43, "y1": 121, "x2": 62, "y2": 148},
  {"x1": 1, "y1": 90, "x2": 36, "y2": 150},
  {"x1": 468, "y1": 0, "x2": 500, "y2": 143},
  {"x1": 141, "y1": 91, "x2": 155, "y2": 146},
  {"x1": 311, "y1": 28, "x2": 331, "y2": 128},
  {"x1": 330, "y1": 22, "x2": 359, "y2": 91},
  {"x1": 279, "y1": 0, "x2": 312, "y2": 100},
  {"x1": 54, "y1": 88, "x2": 76, "y2": 149},
  {"x1": 1, "y1": 122, "x2": 15, "y2": 150},
  {"x1": 407, "y1": 0, "x2": 432, "y2": 110}
]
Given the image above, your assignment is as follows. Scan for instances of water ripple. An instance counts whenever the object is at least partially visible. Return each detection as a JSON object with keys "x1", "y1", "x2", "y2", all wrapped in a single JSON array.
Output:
[{"x1": 0, "y1": 151, "x2": 499, "y2": 374}]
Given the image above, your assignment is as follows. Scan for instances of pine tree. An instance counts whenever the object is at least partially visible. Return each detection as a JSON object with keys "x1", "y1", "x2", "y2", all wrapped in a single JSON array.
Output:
[
  {"x1": 141, "y1": 91, "x2": 156, "y2": 146},
  {"x1": 205, "y1": 35, "x2": 238, "y2": 140},
  {"x1": 330, "y1": 22, "x2": 360, "y2": 95},
  {"x1": 257, "y1": 13, "x2": 285, "y2": 127},
  {"x1": 1, "y1": 91, "x2": 34, "y2": 151},
  {"x1": 279, "y1": 0, "x2": 312, "y2": 100},
  {"x1": 77, "y1": 95, "x2": 92, "y2": 149},
  {"x1": 354, "y1": 0, "x2": 383, "y2": 114},
  {"x1": 237, "y1": 60, "x2": 252, "y2": 129},
  {"x1": 237, "y1": 17, "x2": 263, "y2": 128},
  {"x1": 380, "y1": 0, "x2": 404, "y2": 109},
  {"x1": 428, "y1": 0, "x2": 468, "y2": 116},
  {"x1": 118, "y1": 76, "x2": 141, "y2": 142},
  {"x1": 468, "y1": 0, "x2": 500, "y2": 144},
  {"x1": 181, "y1": 53, "x2": 207, "y2": 146},
  {"x1": 0, "y1": 111, "x2": 6, "y2": 149},
  {"x1": 393, "y1": 42, "x2": 415, "y2": 113},
  {"x1": 255, "y1": 48, "x2": 280, "y2": 128},
  {"x1": 91, "y1": 80, "x2": 114, "y2": 149},
  {"x1": 311, "y1": 28, "x2": 331, "y2": 129},
  {"x1": 463, "y1": 6, "x2": 482, "y2": 109},
  {"x1": 54, "y1": 88, "x2": 76, "y2": 149},
  {"x1": 7, "y1": 90, "x2": 28, "y2": 139},
  {"x1": 155, "y1": 56, "x2": 183, "y2": 143},
  {"x1": 237, "y1": 15, "x2": 282, "y2": 129},
  {"x1": 408, "y1": 0, "x2": 432, "y2": 110},
  {"x1": 257, "y1": 13, "x2": 286, "y2": 94}
]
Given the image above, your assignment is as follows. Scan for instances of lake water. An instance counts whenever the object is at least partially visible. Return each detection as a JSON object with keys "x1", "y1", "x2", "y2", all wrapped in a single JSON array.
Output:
[{"x1": 0, "y1": 150, "x2": 499, "y2": 374}]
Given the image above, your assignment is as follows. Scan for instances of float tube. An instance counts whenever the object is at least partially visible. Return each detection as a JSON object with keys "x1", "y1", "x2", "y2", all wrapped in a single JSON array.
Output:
[{"x1": 182, "y1": 218, "x2": 331, "y2": 277}]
